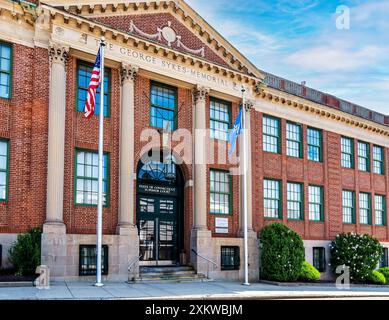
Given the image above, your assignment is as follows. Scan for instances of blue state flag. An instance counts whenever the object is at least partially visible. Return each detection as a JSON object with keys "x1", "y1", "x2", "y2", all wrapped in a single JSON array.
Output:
[{"x1": 228, "y1": 107, "x2": 243, "y2": 156}]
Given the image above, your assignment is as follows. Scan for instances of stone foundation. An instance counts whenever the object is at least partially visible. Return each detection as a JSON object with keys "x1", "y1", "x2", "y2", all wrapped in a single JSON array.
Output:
[
  {"x1": 41, "y1": 224, "x2": 139, "y2": 281},
  {"x1": 0, "y1": 233, "x2": 18, "y2": 269},
  {"x1": 190, "y1": 229, "x2": 260, "y2": 282}
]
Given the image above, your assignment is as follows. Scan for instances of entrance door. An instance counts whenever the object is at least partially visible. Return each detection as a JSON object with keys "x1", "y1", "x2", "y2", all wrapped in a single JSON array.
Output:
[{"x1": 138, "y1": 196, "x2": 178, "y2": 265}]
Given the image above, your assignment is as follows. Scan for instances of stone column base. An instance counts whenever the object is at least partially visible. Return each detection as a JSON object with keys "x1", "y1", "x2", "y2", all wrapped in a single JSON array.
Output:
[
  {"x1": 117, "y1": 225, "x2": 140, "y2": 281},
  {"x1": 247, "y1": 230, "x2": 260, "y2": 282},
  {"x1": 41, "y1": 222, "x2": 67, "y2": 278},
  {"x1": 190, "y1": 228, "x2": 214, "y2": 276}
]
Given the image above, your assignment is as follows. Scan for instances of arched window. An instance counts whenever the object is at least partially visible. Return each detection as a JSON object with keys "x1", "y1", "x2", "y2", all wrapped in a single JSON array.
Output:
[{"x1": 138, "y1": 154, "x2": 177, "y2": 183}]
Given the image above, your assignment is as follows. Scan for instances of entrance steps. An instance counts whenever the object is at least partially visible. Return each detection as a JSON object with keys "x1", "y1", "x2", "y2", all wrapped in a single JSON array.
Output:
[{"x1": 131, "y1": 266, "x2": 211, "y2": 283}]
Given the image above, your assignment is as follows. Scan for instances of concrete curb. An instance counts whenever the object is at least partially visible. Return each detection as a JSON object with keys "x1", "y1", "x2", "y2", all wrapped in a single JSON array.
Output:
[
  {"x1": 259, "y1": 280, "x2": 389, "y2": 288},
  {"x1": 0, "y1": 282, "x2": 33, "y2": 288}
]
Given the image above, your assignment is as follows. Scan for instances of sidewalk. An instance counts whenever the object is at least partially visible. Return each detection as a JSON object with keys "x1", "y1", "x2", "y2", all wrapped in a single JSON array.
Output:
[{"x1": 1, "y1": 281, "x2": 389, "y2": 300}]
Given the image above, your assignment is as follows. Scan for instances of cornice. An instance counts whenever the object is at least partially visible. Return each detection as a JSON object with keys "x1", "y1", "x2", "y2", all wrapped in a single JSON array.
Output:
[
  {"x1": 256, "y1": 87, "x2": 389, "y2": 137},
  {"x1": 43, "y1": 0, "x2": 262, "y2": 77},
  {"x1": 42, "y1": 3, "x2": 261, "y2": 88}
]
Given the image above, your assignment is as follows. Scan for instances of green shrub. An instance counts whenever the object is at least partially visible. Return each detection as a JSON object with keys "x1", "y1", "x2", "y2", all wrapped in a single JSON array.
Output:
[
  {"x1": 330, "y1": 233, "x2": 383, "y2": 283},
  {"x1": 378, "y1": 267, "x2": 389, "y2": 283},
  {"x1": 8, "y1": 228, "x2": 42, "y2": 276},
  {"x1": 299, "y1": 261, "x2": 321, "y2": 281},
  {"x1": 259, "y1": 222, "x2": 305, "y2": 282},
  {"x1": 367, "y1": 270, "x2": 386, "y2": 285}
]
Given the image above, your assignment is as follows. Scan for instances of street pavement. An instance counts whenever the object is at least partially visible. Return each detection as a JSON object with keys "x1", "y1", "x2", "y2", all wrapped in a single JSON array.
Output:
[{"x1": 1, "y1": 281, "x2": 389, "y2": 300}]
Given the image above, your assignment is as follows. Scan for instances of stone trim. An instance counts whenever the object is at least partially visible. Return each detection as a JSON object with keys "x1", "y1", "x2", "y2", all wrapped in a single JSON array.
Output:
[{"x1": 48, "y1": 41, "x2": 70, "y2": 65}]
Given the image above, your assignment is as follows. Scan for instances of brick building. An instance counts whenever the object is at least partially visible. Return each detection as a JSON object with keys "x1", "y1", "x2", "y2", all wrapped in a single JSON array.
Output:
[{"x1": 0, "y1": 0, "x2": 388, "y2": 281}]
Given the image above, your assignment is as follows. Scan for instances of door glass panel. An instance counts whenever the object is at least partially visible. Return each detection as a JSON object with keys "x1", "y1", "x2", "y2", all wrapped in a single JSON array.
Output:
[
  {"x1": 139, "y1": 220, "x2": 155, "y2": 261},
  {"x1": 158, "y1": 220, "x2": 174, "y2": 261},
  {"x1": 140, "y1": 198, "x2": 155, "y2": 214},
  {"x1": 159, "y1": 199, "x2": 175, "y2": 215}
]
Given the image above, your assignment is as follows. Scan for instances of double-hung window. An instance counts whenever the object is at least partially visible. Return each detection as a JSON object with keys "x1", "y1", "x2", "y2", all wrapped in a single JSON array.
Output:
[
  {"x1": 342, "y1": 190, "x2": 355, "y2": 224},
  {"x1": 308, "y1": 185, "x2": 323, "y2": 221},
  {"x1": 210, "y1": 98, "x2": 230, "y2": 141},
  {"x1": 375, "y1": 195, "x2": 386, "y2": 226},
  {"x1": 380, "y1": 248, "x2": 388, "y2": 268},
  {"x1": 286, "y1": 122, "x2": 302, "y2": 158},
  {"x1": 75, "y1": 150, "x2": 109, "y2": 206},
  {"x1": 263, "y1": 115, "x2": 281, "y2": 153},
  {"x1": 341, "y1": 137, "x2": 354, "y2": 168},
  {"x1": 264, "y1": 179, "x2": 281, "y2": 219},
  {"x1": 358, "y1": 142, "x2": 370, "y2": 172},
  {"x1": 210, "y1": 170, "x2": 231, "y2": 215},
  {"x1": 307, "y1": 128, "x2": 322, "y2": 162},
  {"x1": 359, "y1": 192, "x2": 371, "y2": 225},
  {"x1": 77, "y1": 61, "x2": 110, "y2": 117},
  {"x1": 373, "y1": 145, "x2": 384, "y2": 175},
  {"x1": 0, "y1": 42, "x2": 11, "y2": 99},
  {"x1": 150, "y1": 82, "x2": 177, "y2": 131},
  {"x1": 0, "y1": 140, "x2": 9, "y2": 201},
  {"x1": 287, "y1": 182, "x2": 303, "y2": 220}
]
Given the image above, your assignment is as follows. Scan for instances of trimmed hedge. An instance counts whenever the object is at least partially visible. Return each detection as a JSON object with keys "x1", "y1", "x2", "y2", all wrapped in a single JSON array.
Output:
[
  {"x1": 259, "y1": 222, "x2": 305, "y2": 282},
  {"x1": 378, "y1": 267, "x2": 389, "y2": 283},
  {"x1": 330, "y1": 233, "x2": 382, "y2": 282},
  {"x1": 299, "y1": 261, "x2": 321, "y2": 281},
  {"x1": 8, "y1": 228, "x2": 41, "y2": 276},
  {"x1": 367, "y1": 270, "x2": 386, "y2": 285}
]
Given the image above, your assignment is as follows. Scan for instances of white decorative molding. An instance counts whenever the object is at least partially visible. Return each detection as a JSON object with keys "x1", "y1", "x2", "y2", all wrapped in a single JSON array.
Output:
[{"x1": 129, "y1": 20, "x2": 205, "y2": 57}]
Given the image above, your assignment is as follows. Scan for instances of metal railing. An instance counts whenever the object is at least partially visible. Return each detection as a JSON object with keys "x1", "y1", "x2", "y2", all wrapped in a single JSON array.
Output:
[
  {"x1": 191, "y1": 249, "x2": 217, "y2": 279},
  {"x1": 128, "y1": 254, "x2": 142, "y2": 282}
]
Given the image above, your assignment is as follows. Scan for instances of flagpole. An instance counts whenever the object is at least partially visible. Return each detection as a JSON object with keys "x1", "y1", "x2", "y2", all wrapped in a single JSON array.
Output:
[
  {"x1": 95, "y1": 37, "x2": 106, "y2": 287},
  {"x1": 241, "y1": 86, "x2": 250, "y2": 286}
]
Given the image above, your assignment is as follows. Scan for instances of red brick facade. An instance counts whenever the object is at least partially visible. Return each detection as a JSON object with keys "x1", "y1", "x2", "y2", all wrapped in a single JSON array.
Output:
[
  {"x1": 0, "y1": 12, "x2": 388, "y2": 252},
  {"x1": 92, "y1": 13, "x2": 230, "y2": 68}
]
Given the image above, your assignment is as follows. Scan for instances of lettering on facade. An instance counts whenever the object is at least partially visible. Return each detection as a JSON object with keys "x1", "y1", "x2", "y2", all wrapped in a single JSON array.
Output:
[{"x1": 138, "y1": 183, "x2": 177, "y2": 196}]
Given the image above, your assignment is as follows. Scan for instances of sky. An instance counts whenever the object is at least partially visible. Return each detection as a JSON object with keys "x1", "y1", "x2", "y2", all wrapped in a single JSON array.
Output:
[{"x1": 185, "y1": 0, "x2": 389, "y2": 115}]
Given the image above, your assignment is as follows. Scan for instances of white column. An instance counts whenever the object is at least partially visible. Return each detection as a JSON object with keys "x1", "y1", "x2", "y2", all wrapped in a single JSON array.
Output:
[
  {"x1": 41, "y1": 42, "x2": 69, "y2": 278},
  {"x1": 193, "y1": 86, "x2": 209, "y2": 230},
  {"x1": 45, "y1": 42, "x2": 69, "y2": 225},
  {"x1": 117, "y1": 64, "x2": 138, "y2": 234}
]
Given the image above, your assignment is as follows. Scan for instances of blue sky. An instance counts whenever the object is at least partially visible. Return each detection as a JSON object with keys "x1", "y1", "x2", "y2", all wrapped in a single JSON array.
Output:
[{"x1": 185, "y1": 0, "x2": 389, "y2": 115}]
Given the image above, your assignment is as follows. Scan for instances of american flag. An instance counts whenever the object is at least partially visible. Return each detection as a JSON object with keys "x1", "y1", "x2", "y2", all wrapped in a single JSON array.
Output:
[{"x1": 84, "y1": 46, "x2": 102, "y2": 118}]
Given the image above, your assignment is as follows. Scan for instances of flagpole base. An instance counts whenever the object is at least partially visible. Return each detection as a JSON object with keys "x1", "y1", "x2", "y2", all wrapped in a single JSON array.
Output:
[
  {"x1": 94, "y1": 282, "x2": 104, "y2": 287},
  {"x1": 242, "y1": 282, "x2": 250, "y2": 286}
]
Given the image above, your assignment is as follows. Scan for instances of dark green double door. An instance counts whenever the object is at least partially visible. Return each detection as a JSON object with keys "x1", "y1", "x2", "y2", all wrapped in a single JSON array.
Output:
[{"x1": 138, "y1": 196, "x2": 178, "y2": 264}]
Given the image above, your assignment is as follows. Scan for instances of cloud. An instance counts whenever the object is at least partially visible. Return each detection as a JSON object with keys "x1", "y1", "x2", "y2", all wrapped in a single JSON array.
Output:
[
  {"x1": 275, "y1": 0, "x2": 320, "y2": 14},
  {"x1": 286, "y1": 45, "x2": 382, "y2": 71}
]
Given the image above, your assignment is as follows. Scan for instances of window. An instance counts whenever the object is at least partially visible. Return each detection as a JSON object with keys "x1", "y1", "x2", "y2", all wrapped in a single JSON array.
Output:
[
  {"x1": 375, "y1": 195, "x2": 386, "y2": 226},
  {"x1": 210, "y1": 98, "x2": 230, "y2": 141},
  {"x1": 341, "y1": 137, "x2": 354, "y2": 168},
  {"x1": 79, "y1": 245, "x2": 108, "y2": 276},
  {"x1": 342, "y1": 190, "x2": 355, "y2": 224},
  {"x1": 359, "y1": 192, "x2": 371, "y2": 225},
  {"x1": 313, "y1": 247, "x2": 326, "y2": 272},
  {"x1": 0, "y1": 140, "x2": 9, "y2": 201},
  {"x1": 287, "y1": 182, "x2": 303, "y2": 220},
  {"x1": 380, "y1": 248, "x2": 388, "y2": 268},
  {"x1": 358, "y1": 142, "x2": 370, "y2": 172},
  {"x1": 75, "y1": 150, "x2": 109, "y2": 206},
  {"x1": 77, "y1": 61, "x2": 110, "y2": 117},
  {"x1": 373, "y1": 145, "x2": 384, "y2": 175},
  {"x1": 150, "y1": 82, "x2": 177, "y2": 131},
  {"x1": 286, "y1": 122, "x2": 302, "y2": 158},
  {"x1": 264, "y1": 179, "x2": 281, "y2": 219},
  {"x1": 221, "y1": 246, "x2": 240, "y2": 271},
  {"x1": 308, "y1": 185, "x2": 323, "y2": 221},
  {"x1": 263, "y1": 115, "x2": 280, "y2": 153},
  {"x1": 0, "y1": 42, "x2": 11, "y2": 99},
  {"x1": 307, "y1": 128, "x2": 322, "y2": 162},
  {"x1": 210, "y1": 170, "x2": 231, "y2": 215}
]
